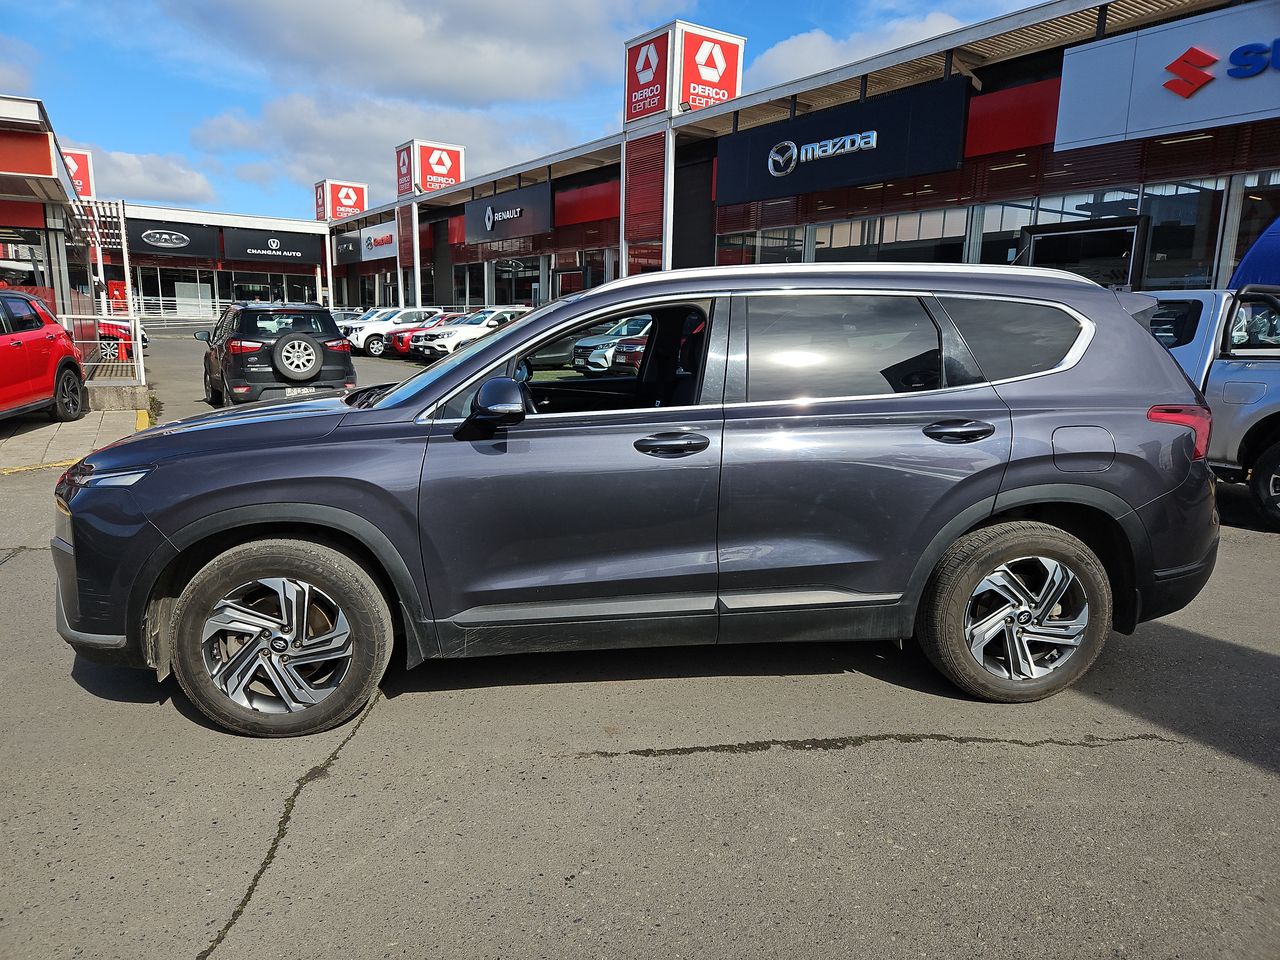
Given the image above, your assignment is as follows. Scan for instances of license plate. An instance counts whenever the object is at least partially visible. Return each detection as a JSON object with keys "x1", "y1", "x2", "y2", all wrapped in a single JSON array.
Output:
[
  {"x1": 285, "y1": 386, "x2": 317, "y2": 397},
  {"x1": 573, "y1": 358, "x2": 586, "y2": 367}
]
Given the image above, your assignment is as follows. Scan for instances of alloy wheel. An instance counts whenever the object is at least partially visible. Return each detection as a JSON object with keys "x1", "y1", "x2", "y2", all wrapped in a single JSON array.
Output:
[
  {"x1": 1268, "y1": 470, "x2": 1280, "y2": 502},
  {"x1": 100, "y1": 340, "x2": 119, "y2": 361},
  {"x1": 200, "y1": 577, "x2": 353, "y2": 714},
  {"x1": 280, "y1": 339, "x2": 317, "y2": 374},
  {"x1": 366, "y1": 336, "x2": 385, "y2": 356},
  {"x1": 58, "y1": 372, "x2": 81, "y2": 416},
  {"x1": 964, "y1": 556, "x2": 1089, "y2": 681}
]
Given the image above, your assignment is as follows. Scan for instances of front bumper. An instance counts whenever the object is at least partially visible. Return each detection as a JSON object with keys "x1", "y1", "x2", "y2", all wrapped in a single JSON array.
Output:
[{"x1": 53, "y1": 536, "x2": 148, "y2": 668}]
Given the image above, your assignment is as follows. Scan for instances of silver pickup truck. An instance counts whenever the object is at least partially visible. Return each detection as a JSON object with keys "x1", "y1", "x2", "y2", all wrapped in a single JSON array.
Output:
[{"x1": 1152, "y1": 286, "x2": 1280, "y2": 527}]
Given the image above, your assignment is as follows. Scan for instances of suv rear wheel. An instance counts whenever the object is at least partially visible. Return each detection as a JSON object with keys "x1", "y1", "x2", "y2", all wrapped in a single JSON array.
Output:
[
  {"x1": 169, "y1": 539, "x2": 393, "y2": 737},
  {"x1": 1248, "y1": 440, "x2": 1280, "y2": 528},
  {"x1": 917, "y1": 521, "x2": 1111, "y2": 702},
  {"x1": 48, "y1": 367, "x2": 85, "y2": 422}
]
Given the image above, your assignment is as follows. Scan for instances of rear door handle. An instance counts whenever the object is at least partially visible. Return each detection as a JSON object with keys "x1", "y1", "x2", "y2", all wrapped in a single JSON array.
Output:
[
  {"x1": 634, "y1": 432, "x2": 711, "y2": 458},
  {"x1": 922, "y1": 419, "x2": 996, "y2": 443}
]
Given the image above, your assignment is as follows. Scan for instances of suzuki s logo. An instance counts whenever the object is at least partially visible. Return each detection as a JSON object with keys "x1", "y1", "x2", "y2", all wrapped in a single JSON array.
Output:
[
  {"x1": 694, "y1": 40, "x2": 727, "y2": 83},
  {"x1": 1163, "y1": 45, "x2": 1218, "y2": 98},
  {"x1": 767, "y1": 141, "x2": 798, "y2": 177},
  {"x1": 427, "y1": 149, "x2": 452, "y2": 176},
  {"x1": 140, "y1": 229, "x2": 190, "y2": 249},
  {"x1": 337, "y1": 186, "x2": 357, "y2": 206},
  {"x1": 267, "y1": 238, "x2": 280, "y2": 250},
  {"x1": 635, "y1": 42, "x2": 659, "y2": 83}
]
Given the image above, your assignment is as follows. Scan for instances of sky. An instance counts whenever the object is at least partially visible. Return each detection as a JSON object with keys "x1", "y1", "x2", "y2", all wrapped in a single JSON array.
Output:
[{"x1": 1, "y1": 0, "x2": 1027, "y2": 220}]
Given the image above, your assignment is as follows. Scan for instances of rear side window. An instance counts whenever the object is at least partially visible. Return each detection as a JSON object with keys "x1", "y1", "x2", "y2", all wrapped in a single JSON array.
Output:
[
  {"x1": 1, "y1": 296, "x2": 45, "y2": 332},
  {"x1": 745, "y1": 295, "x2": 942, "y2": 402},
  {"x1": 1150, "y1": 300, "x2": 1203, "y2": 349},
  {"x1": 939, "y1": 297, "x2": 1082, "y2": 382},
  {"x1": 240, "y1": 311, "x2": 337, "y2": 338}
]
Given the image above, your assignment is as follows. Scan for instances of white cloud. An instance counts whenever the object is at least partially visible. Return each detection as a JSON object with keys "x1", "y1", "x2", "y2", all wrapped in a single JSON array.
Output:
[
  {"x1": 162, "y1": 0, "x2": 678, "y2": 107},
  {"x1": 0, "y1": 35, "x2": 37, "y2": 94},
  {"x1": 65, "y1": 141, "x2": 216, "y2": 205},
  {"x1": 743, "y1": 12, "x2": 965, "y2": 91},
  {"x1": 192, "y1": 93, "x2": 581, "y2": 207}
]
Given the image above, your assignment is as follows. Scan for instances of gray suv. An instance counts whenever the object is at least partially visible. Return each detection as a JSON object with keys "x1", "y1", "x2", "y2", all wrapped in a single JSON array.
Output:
[{"x1": 55, "y1": 264, "x2": 1217, "y2": 737}]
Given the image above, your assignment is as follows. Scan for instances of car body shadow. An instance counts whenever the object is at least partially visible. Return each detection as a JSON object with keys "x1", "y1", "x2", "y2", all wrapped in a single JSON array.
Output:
[{"x1": 70, "y1": 655, "x2": 227, "y2": 734}]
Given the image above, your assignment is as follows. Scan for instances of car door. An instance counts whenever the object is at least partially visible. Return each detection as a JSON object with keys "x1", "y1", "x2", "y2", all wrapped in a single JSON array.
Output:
[
  {"x1": 208, "y1": 307, "x2": 237, "y2": 384},
  {"x1": 0, "y1": 296, "x2": 50, "y2": 406},
  {"x1": 0, "y1": 303, "x2": 32, "y2": 410},
  {"x1": 1203, "y1": 292, "x2": 1280, "y2": 465},
  {"x1": 716, "y1": 290, "x2": 1012, "y2": 645},
  {"x1": 418, "y1": 295, "x2": 729, "y2": 658}
]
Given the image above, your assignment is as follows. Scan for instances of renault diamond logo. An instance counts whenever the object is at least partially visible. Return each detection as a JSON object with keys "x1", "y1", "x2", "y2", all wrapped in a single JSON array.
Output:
[
  {"x1": 767, "y1": 141, "x2": 798, "y2": 177},
  {"x1": 267, "y1": 238, "x2": 280, "y2": 250},
  {"x1": 635, "y1": 42, "x2": 659, "y2": 84},
  {"x1": 484, "y1": 205, "x2": 494, "y2": 231}
]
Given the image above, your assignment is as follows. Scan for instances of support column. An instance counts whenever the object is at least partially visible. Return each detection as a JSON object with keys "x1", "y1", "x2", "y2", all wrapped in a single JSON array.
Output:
[
  {"x1": 963, "y1": 205, "x2": 986, "y2": 264},
  {"x1": 483, "y1": 260, "x2": 496, "y2": 306},
  {"x1": 661, "y1": 125, "x2": 675, "y2": 271},
  {"x1": 410, "y1": 202, "x2": 422, "y2": 307},
  {"x1": 1215, "y1": 174, "x2": 1245, "y2": 288},
  {"x1": 619, "y1": 139, "x2": 628, "y2": 278}
]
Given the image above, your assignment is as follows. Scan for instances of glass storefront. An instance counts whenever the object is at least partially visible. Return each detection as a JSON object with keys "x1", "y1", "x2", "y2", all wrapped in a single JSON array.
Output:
[
  {"x1": 0, "y1": 227, "x2": 50, "y2": 293},
  {"x1": 133, "y1": 265, "x2": 317, "y2": 312},
  {"x1": 978, "y1": 200, "x2": 1035, "y2": 265},
  {"x1": 878, "y1": 208, "x2": 967, "y2": 262},
  {"x1": 814, "y1": 218, "x2": 878, "y2": 262},
  {"x1": 1235, "y1": 169, "x2": 1280, "y2": 277},
  {"x1": 1141, "y1": 178, "x2": 1226, "y2": 290}
]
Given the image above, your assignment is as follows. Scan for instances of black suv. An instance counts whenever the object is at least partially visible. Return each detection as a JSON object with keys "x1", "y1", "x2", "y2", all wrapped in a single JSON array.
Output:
[
  {"x1": 54, "y1": 265, "x2": 1218, "y2": 737},
  {"x1": 196, "y1": 302, "x2": 356, "y2": 405}
]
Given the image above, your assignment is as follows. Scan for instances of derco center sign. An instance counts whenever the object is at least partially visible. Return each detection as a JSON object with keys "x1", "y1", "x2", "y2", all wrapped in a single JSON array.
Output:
[
  {"x1": 396, "y1": 139, "x2": 466, "y2": 196},
  {"x1": 624, "y1": 22, "x2": 745, "y2": 121},
  {"x1": 1056, "y1": 0, "x2": 1280, "y2": 149},
  {"x1": 716, "y1": 77, "x2": 968, "y2": 205}
]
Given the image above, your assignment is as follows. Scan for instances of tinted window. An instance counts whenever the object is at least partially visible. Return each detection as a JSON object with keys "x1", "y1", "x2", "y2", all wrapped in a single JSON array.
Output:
[
  {"x1": 2, "y1": 297, "x2": 45, "y2": 332},
  {"x1": 1229, "y1": 300, "x2": 1280, "y2": 352},
  {"x1": 1150, "y1": 300, "x2": 1202, "y2": 349},
  {"x1": 240, "y1": 310, "x2": 337, "y2": 338},
  {"x1": 745, "y1": 295, "x2": 941, "y2": 402},
  {"x1": 940, "y1": 297, "x2": 1082, "y2": 382}
]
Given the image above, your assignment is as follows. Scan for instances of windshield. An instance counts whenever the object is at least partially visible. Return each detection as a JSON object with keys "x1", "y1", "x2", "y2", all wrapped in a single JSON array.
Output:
[
  {"x1": 368, "y1": 301, "x2": 565, "y2": 408},
  {"x1": 354, "y1": 309, "x2": 384, "y2": 323},
  {"x1": 461, "y1": 310, "x2": 495, "y2": 325},
  {"x1": 605, "y1": 316, "x2": 650, "y2": 337}
]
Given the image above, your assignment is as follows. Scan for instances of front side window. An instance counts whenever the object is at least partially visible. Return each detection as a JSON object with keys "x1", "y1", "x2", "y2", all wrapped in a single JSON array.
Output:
[
  {"x1": 744, "y1": 295, "x2": 941, "y2": 402},
  {"x1": 2, "y1": 296, "x2": 44, "y2": 332},
  {"x1": 939, "y1": 297, "x2": 1083, "y2": 382},
  {"x1": 1229, "y1": 299, "x2": 1280, "y2": 353}
]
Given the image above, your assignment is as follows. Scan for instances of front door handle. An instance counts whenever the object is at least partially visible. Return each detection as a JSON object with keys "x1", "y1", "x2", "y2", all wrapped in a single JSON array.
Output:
[
  {"x1": 634, "y1": 432, "x2": 710, "y2": 458},
  {"x1": 922, "y1": 419, "x2": 996, "y2": 443}
]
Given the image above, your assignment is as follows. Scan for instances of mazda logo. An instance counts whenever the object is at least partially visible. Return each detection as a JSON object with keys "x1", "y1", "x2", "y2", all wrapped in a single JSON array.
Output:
[
  {"x1": 484, "y1": 205, "x2": 494, "y2": 231},
  {"x1": 767, "y1": 141, "x2": 798, "y2": 177}
]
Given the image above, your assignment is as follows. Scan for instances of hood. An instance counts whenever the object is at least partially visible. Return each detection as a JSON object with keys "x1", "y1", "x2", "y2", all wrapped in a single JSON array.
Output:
[
  {"x1": 575, "y1": 334, "x2": 620, "y2": 349},
  {"x1": 83, "y1": 393, "x2": 352, "y2": 472}
]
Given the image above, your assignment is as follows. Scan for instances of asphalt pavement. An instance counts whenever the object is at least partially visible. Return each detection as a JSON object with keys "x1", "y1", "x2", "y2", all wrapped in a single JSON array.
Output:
[{"x1": 0, "y1": 334, "x2": 1276, "y2": 960}]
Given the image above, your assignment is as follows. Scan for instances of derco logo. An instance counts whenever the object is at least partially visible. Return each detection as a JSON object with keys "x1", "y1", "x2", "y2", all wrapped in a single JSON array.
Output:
[
  {"x1": 398, "y1": 150, "x2": 410, "y2": 174},
  {"x1": 635, "y1": 42, "x2": 659, "y2": 83},
  {"x1": 427, "y1": 149, "x2": 453, "y2": 176},
  {"x1": 484, "y1": 205, "x2": 522, "y2": 231},
  {"x1": 140, "y1": 229, "x2": 190, "y2": 249},
  {"x1": 337, "y1": 186, "x2": 358, "y2": 207},
  {"x1": 1163, "y1": 39, "x2": 1280, "y2": 98},
  {"x1": 767, "y1": 130, "x2": 879, "y2": 177},
  {"x1": 694, "y1": 40, "x2": 726, "y2": 83}
]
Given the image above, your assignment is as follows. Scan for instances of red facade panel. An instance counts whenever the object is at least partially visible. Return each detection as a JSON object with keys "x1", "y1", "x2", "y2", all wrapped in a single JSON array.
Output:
[
  {"x1": 0, "y1": 198, "x2": 45, "y2": 229},
  {"x1": 624, "y1": 133, "x2": 665, "y2": 244},
  {"x1": 0, "y1": 130, "x2": 53, "y2": 177},
  {"x1": 555, "y1": 180, "x2": 620, "y2": 226},
  {"x1": 964, "y1": 78, "x2": 1061, "y2": 158}
]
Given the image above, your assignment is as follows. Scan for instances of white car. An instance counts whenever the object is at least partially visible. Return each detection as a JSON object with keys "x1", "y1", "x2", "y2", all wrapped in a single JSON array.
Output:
[
  {"x1": 346, "y1": 307, "x2": 443, "y2": 356},
  {"x1": 411, "y1": 307, "x2": 531, "y2": 360}
]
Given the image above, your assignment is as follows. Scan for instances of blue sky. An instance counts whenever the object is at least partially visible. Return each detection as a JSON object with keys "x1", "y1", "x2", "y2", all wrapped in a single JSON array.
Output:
[{"x1": 1, "y1": 0, "x2": 1024, "y2": 219}]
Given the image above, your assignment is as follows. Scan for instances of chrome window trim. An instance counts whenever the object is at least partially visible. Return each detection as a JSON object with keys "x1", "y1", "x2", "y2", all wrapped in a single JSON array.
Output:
[{"x1": 416, "y1": 292, "x2": 733, "y2": 424}]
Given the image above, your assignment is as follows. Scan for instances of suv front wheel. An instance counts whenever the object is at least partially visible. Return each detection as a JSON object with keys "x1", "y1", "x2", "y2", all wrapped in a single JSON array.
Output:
[
  {"x1": 364, "y1": 334, "x2": 386, "y2": 357},
  {"x1": 916, "y1": 521, "x2": 1112, "y2": 702},
  {"x1": 169, "y1": 539, "x2": 393, "y2": 737}
]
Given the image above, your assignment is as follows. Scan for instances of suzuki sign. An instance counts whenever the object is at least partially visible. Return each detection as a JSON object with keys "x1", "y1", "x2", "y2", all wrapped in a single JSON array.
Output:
[
  {"x1": 1056, "y1": 0, "x2": 1280, "y2": 149},
  {"x1": 314, "y1": 179, "x2": 368, "y2": 220},
  {"x1": 396, "y1": 140, "x2": 466, "y2": 196},
  {"x1": 62, "y1": 150, "x2": 95, "y2": 200}
]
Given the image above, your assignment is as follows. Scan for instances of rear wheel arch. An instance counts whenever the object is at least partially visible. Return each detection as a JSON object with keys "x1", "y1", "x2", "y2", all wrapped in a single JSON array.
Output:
[
  {"x1": 1238, "y1": 413, "x2": 1280, "y2": 472},
  {"x1": 133, "y1": 506, "x2": 437, "y2": 679},
  {"x1": 903, "y1": 486, "x2": 1144, "y2": 637}
]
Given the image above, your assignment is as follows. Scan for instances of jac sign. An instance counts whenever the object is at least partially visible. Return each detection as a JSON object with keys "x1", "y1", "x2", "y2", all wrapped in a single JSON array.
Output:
[
  {"x1": 1056, "y1": 0, "x2": 1280, "y2": 149},
  {"x1": 62, "y1": 150, "x2": 95, "y2": 200},
  {"x1": 395, "y1": 140, "x2": 466, "y2": 197},
  {"x1": 624, "y1": 22, "x2": 745, "y2": 122},
  {"x1": 313, "y1": 179, "x2": 368, "y2": 221}
]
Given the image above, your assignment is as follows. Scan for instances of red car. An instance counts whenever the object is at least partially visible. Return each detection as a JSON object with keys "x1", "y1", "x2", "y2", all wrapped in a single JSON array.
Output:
[
  {"x1": 389, "y1": 312, "x2": 463, "y2": 356},
  {"x1": 611, "y1": 335, "x2": 647, "y2": 373},
  {"x1": 96, "y1": 318, "x2": 136, "y2": 361},
  {"x1": 0, "y1": 291, "x2": 86, "y2": 422}
]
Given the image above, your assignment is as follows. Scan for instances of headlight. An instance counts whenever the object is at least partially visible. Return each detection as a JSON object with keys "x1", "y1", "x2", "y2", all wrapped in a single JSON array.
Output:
[{"x1": 62, "y1": 463, "x2": 153, "y2": 488}]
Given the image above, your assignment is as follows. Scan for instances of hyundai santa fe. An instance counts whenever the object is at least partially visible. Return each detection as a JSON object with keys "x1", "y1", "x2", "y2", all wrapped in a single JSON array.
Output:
[{"x1": 53, "y1": 264, "x2": 1218, "y2": 737}]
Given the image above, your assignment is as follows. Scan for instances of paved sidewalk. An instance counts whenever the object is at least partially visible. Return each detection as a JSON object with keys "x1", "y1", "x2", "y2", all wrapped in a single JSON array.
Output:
[{"x1": 0, "y1": 410, "x2": 145, "y2": 473}]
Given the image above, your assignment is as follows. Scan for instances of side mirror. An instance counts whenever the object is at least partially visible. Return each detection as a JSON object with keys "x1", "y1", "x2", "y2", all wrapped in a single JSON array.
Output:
[
  {"x1": 468, "y1": 377, "x2": 525, "y2": 427},
  {"x1": 194, "y1": 330, "x2": 211, "y2": 342},
  {"x1": 486, "y1": 318, "x2": 500, "y2": 328}
]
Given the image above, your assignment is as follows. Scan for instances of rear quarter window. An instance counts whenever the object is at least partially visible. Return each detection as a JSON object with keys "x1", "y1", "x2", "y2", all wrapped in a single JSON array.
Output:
[
  {"x1": 939, "y1": 297, "x2": 1083, "y2": 382},
  {"x1": 1149, "y1": 300, "x2": 1203, "y2": 349},
  {"x1": 240, "y1": 311, "x2": 338, "y2": 338}
]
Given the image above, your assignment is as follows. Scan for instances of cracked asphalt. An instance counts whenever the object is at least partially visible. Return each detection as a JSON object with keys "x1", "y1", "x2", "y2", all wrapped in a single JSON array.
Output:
[{"x1": 0, "y1": 334, "x2": 1277, "y2": 959}]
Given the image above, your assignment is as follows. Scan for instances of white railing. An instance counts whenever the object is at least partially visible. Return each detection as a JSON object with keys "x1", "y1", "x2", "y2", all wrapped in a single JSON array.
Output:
[{"x1": 60, "y1": 314, "x2": 146, "y2": 386}]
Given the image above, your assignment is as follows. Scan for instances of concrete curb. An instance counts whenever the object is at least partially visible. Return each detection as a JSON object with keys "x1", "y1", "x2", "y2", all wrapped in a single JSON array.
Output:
[{"x1": 0, "y1": 409, "x2": 149, "y2": 475}]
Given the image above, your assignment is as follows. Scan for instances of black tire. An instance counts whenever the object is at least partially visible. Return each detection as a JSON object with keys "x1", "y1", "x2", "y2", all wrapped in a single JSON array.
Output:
[
  {"x1": 220, "y1": 374, "x2": 235, "y2": 407},
  {"x1": 271, "y1": 332, "x2": 323, "y2": 382},
  {"x1": 916, "y1": 521, "x2": 1112, "y2": 703},
  {"x1": 203, "y1": 367, "x2": 223, "y2": 406},
  {"x1": 1248, "y1": 441, "x2": 1280, "y2": 529},
  {"x1": 48, "y1": 366, "x2": 86, "y2": 422},
  {"x1": 169, "y1": 539, "x2": 393, "y2": 737},
  {"x1": 364, "y1": 334, "x2": 386, "y2": 357}
]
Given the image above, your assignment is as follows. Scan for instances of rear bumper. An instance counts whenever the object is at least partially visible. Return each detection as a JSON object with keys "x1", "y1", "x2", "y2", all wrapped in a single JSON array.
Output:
[
  {"x1": 1135, "y1": 537, "x2": 1219, "y2": 624},
  {"x1": 1132, "y1": 459, "x2": 1219, "y2": 624},
  {"x1": 226, "y1": 380, "x2": 351, "y2": 404}
]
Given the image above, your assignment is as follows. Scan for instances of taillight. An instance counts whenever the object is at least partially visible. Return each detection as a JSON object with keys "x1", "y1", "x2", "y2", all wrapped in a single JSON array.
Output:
[
  {"x1": 324, "y1": 338, "x2": 351, "y2": 352},
  {"x1": 227, "y1": 338, "x2": 263, "y2": 354},
  {"x1": 1148, "y1": 404, "x2": 1212, "y2": 460}
]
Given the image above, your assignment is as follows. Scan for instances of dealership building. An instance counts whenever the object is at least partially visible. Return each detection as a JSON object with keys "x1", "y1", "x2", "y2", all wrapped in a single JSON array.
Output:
[{"x1": 329, "y1": 0, "x2": 1280, "y2": 309}]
